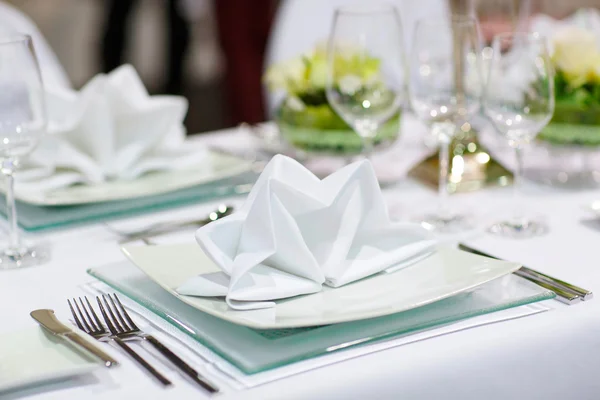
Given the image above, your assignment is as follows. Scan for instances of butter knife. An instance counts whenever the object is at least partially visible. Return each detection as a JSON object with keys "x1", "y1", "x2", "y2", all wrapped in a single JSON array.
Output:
[
  {"x1": 31, "y1": 309, "x2": 118, "y2": 367},
  {"x1": 458, "y1": 244, "x2": 592, "y2": 304}
]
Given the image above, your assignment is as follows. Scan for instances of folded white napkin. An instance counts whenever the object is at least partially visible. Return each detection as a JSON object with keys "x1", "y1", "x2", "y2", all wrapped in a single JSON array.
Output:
[
  {"x1": 17, "y1": 64, "x2": 204, "y2": 192},
  {"x1": 176, "y1": 155, "x2": 436, "y2": 310}
]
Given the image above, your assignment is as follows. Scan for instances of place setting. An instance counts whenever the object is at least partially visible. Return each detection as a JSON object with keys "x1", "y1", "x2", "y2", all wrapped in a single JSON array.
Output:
[
  {"x1": 1, "y1": 0, "x2": 600, "y2": 399},
  {"x1": 0, "y1": 62, "x2": 255, "y2": 240}
]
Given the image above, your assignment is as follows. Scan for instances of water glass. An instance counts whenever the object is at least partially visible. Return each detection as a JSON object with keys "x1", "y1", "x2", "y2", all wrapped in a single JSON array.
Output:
[
  {"x1": 409, "y1": 15, "x2": 484, "y2": 232},
  {"x1": 484, "y1": 32, "x2": 554, "y2": 237},
  {"x1": 0, "y1": 34, "x2": 48, "y2": 269}
]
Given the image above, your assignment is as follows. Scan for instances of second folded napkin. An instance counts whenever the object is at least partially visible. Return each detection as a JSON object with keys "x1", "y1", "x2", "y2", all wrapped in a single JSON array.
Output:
[
  {"x1": 176, "y1": 155, "x2": 436, "y2": 310},
  {"x1": 17, "y1": 64, "x2": 203, "y2": 193}
]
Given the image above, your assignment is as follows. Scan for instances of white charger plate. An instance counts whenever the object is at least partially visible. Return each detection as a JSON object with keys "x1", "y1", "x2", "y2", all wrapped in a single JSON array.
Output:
[
  {"x1": 0, "y1": 327, "x2": 101, "y2": 394},
  {"x1": 121, "y1": 244, "x2": 521, "y2": 329},
  {"x1": 15, "y1": 151, "x2": 252, "y2": 206}
]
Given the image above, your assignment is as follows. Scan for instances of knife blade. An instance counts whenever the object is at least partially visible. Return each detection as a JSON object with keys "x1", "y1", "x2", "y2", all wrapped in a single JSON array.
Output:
[{"x1": 30, "y1": 309, "x2": 118, "y2": 367}]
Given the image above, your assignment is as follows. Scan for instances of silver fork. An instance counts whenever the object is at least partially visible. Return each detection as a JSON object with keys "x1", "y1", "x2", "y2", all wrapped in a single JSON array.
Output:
[
  {"x1": 99, "y1": 294, "x2": 219, "y2": 394},
  {"x1": 68, "y1": 297, "x2": 172, "y2": 386}
]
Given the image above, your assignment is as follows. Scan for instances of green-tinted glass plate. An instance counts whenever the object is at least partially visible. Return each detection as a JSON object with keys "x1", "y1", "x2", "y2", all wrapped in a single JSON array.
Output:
[
  {"x1": 0, "y1": 171, "x2": 257, "y2": 232},
  {"x1": 87, "y1": 261, "x2": 554, "y2": 374}
]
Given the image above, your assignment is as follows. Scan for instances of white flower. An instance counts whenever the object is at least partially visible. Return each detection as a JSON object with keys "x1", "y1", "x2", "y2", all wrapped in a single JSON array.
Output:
[
  {"x1": 552, "y1": 27, "x2": 600, "y2": 86},
  {"x1": 286, "y1": 96, "x2": 305, "y2": 111},
  {"x1": 264, "y1": 56, "x2": 307, "y2": 92},
  {"x1": 308, "y1": 58, "x2": 327, "y2": 88},
  {"x1": 338, "y1": 74, "x2": 363, "y2": 95}
]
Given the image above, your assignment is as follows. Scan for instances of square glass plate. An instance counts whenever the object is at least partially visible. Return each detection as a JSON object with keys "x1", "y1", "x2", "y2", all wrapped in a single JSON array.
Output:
[
  {"x1": 120, "y1": 245, "x2": 523, "y2": 329},
  {"x1": 0, "y1": 327, "x2": 101, "y2": 394},
  {"x1": 87, "y1": 260, "x2": 554, "y2": 374},
  {"x1": 1, "y1": 171, "x2": 257, "y2": 231}
]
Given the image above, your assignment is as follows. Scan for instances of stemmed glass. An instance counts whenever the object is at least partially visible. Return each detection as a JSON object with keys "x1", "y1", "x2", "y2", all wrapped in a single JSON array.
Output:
[
  {"x1": 326, "y1": 4, "x2": 405, "y2": 158},
  {"x1": 409, "y1": 15, "x2": 484, "y2": 232},
  {"x1": 483, "y1": 32, "x2": 554, "y2": 237},
  {"x1": 0, "y1": 34, "x2": 48, "y2": 269}
]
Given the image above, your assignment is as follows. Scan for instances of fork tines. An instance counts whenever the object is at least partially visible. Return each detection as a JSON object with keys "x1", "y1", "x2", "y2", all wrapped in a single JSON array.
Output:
[
  {"x1": 97, "y1": 294, "x2": 139, "y2": 335},
  {"x1": 68, "y1": 297, "x2": 106, "y2": 335}
]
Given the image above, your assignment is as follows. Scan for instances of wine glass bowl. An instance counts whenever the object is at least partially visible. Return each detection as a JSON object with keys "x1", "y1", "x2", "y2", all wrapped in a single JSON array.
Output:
[{"x1": 326, "y1": 4, "x2": 406, "y2": 157}]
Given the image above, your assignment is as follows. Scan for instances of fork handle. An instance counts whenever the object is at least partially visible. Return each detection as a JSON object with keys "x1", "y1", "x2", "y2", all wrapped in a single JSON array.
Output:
[
  {"x1": 64, "y1": 332, "x2": 118, "y2": 368},
  {"x1": 144, "y1": 335, "x2": 219, "y2": 393},
  {"x1": 112, "y1": 337, "x2": 172, "y2": 386}
]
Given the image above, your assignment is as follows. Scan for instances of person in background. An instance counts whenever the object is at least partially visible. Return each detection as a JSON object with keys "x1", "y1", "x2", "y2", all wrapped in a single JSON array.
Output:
[
  {"x1": 214, "y1": 0, "x2": 276, "y2": 125},
  {"x1": 101, "y1": 0, "x2": 275, "y2": 126},
  {"x1": 100, "y1": 0, "x2": 190, "y2": 95}
]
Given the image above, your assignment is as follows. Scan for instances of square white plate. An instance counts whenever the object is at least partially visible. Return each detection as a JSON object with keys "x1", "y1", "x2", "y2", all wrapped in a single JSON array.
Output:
[
  {"x1": 0, "y1": 327, "x2": 101, "y2": 394},
  {"x1": 121, "y1": 244, "x2": 521, "y2": 329},
  {"x1": 15, "y1": 151, "x2": 252, "y2": 206}
]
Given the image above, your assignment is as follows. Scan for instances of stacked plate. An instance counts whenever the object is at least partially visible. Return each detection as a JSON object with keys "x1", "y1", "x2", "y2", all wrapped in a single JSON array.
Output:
[
  {"x1": 3, "y1": 152, "x2": 255, "y2": 231},
  {"x1": 88, "y1": 244, "x2": 554, "y2": 375}
]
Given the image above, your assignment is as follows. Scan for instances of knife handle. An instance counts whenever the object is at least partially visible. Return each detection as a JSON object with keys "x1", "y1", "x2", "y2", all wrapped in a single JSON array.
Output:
[
  {"x1": 514, "y1": 270, "x2": 581, "y2": 305},
  {"x1": 64, "y1": 332, "x2": 118, "y2": 368}
]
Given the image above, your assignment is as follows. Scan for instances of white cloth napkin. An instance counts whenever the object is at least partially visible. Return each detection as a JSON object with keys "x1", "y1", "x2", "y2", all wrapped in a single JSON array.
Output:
[
  {"x1": 17, "y1": 64, "x2": 204, "y2": 192},
  {"x1": 176, "y1": 154, "x2": 436, "y2": 310}
]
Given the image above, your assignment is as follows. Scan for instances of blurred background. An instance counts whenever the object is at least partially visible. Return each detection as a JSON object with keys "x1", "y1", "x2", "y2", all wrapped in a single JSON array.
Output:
[
  {"x1": 4, "y1": 0, "x2": 600, "y2": 135},
  {"x1": 4, "y1": 0, "x2": 278, "y2": 134}
]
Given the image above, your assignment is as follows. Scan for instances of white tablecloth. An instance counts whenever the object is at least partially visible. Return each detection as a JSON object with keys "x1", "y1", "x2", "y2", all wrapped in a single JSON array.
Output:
[{"x1": 2, "y1": 121, "x2": 600, "y2": 400}]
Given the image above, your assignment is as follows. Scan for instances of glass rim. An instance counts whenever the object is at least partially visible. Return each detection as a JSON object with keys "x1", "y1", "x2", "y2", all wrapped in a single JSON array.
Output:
[
  {"x1": 0, "y1": 33, "x2": 32, "y2": 47},
  {"x1": 335, "y1": 3, "x2": 398, "y2": 16}
]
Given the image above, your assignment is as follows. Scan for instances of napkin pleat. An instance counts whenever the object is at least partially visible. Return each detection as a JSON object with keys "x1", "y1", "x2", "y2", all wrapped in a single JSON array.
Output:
[
  {"x1": 263, "y1": 191, "x2": 324, "y2": 282},
  {"x1": 305, "y1": 181, "x2": 364, "y2": 281},
  {"x1": 333, "y1": 235, "x2": 437, "y2": 287}
]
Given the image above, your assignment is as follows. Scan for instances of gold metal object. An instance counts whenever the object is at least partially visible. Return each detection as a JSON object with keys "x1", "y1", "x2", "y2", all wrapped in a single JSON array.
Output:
[{"x1": 409, "y1": 125, "x2": 512, "y2": 193}]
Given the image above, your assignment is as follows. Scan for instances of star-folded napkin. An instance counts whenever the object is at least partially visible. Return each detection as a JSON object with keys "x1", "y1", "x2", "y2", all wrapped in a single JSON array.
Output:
[
  {"x1": 176, "y1": 155, "x2": 436, "y2": 310},
  {"x1": 17, "y1": 64, "x2": 203, "y2": 192}
]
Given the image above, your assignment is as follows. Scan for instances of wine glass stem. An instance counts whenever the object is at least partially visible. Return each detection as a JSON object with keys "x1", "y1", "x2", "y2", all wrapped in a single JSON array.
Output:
[
  {"x1": 2, "y1": 163, "x2": 20, "y2": 252},
  {"x1": 438, "y1": 141, "x2": 450, "y2": 218},
  {"x1": 512, "y1": 145, "x2": 525, "y2": 223},
  {"x1": 362, "y1": 136, "x2": 374, "y2": 159}
]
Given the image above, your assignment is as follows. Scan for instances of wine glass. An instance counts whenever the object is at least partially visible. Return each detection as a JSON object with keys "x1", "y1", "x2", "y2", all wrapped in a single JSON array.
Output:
[
  {"x1": 484, "y1": 32, "x2": 554, "y2": 237},
  {"x1": 0, "y1": 34, "x2": 48, "y2": 269},
  {"x1": 326, "y1": 4, "x2": 405, "y2": 158},
  {"x1": 409, "y1": 15, "x2": 484, "y2": 232}
]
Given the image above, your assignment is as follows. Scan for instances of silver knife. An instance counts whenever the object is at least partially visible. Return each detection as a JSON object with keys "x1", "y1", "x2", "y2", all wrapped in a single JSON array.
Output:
[
  {"x1": 31, "y1": 309, "x2": 118, "y2": 367},
  {"x1": 458, "y1": 244, "x2": 592, "y2": 303}
]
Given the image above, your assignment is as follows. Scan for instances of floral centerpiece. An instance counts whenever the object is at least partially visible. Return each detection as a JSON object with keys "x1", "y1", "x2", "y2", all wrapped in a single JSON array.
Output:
[
  {"x1": 538, "y1": 27, "x2": 600, "y2": 146},
  {"x1": 264, "y1": 45, "x2": 401, "y2": 154}
]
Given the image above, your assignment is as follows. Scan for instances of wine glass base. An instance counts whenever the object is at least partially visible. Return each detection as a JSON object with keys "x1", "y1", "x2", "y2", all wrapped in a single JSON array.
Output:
[
  {"x1": 488, "y1": 219, "x2": 548, "y2": 238},
  {"x1": 0, "y1": 243, "x2": 50, "y2": 270},
  {"x1": 418, "y1": 213, "x2": 472, "y2": 233}
]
